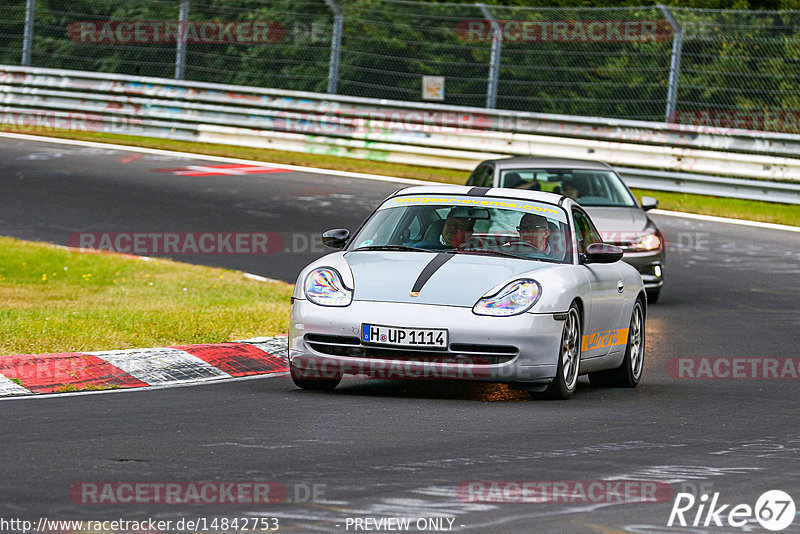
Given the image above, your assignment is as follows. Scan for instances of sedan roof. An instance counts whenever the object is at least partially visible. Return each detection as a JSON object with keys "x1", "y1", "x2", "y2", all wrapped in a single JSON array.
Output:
[{"x1": 482, "y1": 156, "x2": 614, "y2": 171}]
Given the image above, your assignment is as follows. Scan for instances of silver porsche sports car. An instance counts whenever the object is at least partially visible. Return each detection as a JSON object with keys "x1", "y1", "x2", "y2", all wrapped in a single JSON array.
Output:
[{"x1": 289, "y1": 186, "x2": 646, "y2": 399}]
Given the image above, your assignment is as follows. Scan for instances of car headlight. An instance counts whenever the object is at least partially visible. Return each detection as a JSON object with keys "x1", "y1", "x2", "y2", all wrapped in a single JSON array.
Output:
[
  {"x1": 628, "y1": 232, "x2": 661, "y2": 252},
  {"x1": 304, "y1": 268, "x2": 352, "y2": 306},
  {"x1": 473, "y1": 279, "x2": 541, "y2": 316}
]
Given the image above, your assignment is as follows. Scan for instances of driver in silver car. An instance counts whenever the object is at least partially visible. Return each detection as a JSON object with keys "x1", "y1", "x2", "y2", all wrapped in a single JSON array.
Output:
[{"x1": 506, "y1": 213, "x2": 551, "y2": 255}]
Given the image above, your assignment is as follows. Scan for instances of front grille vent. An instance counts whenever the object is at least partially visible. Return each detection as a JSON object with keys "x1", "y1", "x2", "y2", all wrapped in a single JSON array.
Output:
[{"x1": 305, "y1": 334, "x2": 517, "y2": 365}]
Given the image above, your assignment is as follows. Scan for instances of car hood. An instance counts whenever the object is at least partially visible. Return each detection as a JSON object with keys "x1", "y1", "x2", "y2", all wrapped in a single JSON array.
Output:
[
  {"x1": 344, "y1": 251, "x2": 557, "y2": 307},
  {"x1": 583, "y1": 206, "x2": 652, "y2": 243}
]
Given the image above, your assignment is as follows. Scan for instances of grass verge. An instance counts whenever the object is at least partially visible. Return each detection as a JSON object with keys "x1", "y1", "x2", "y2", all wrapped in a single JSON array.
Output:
[
  {"x1": 2, "y1": 127, "x2": 796, "y2": 226},
  {"x1": 0, "y1": 235, "x2": 293, "y2": 356},
  {"x1": 631, "y1": 188, "x2": 799, "y2": 227}
]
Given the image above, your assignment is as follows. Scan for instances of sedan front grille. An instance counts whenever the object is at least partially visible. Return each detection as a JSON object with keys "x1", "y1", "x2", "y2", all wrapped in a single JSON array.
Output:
[{"x1": 304, "y1": 334, "x2": 517, "y2": 365}]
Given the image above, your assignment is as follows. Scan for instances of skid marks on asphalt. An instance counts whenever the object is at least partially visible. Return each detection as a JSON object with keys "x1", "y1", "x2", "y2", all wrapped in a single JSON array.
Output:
[{"x1": 373, "y1": 441, "x2": 686, "y2": 474}]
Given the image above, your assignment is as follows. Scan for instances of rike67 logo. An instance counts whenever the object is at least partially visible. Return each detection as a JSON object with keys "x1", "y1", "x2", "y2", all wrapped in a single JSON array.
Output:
[{"x1": 668, "y1": 490, "x2": 796, "y2": 531}]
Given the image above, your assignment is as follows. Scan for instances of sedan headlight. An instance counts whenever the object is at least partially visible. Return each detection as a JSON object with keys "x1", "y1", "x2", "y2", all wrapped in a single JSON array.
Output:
[
  {"x1": 473, "y1": 279, "x2": 541, "y2": 316},
  {"x1": 304, "y1": 268, "x2": 352, "y2": 306},
  {"x1": 628, "y1": 232, "x2": 662, "y2": 252}
]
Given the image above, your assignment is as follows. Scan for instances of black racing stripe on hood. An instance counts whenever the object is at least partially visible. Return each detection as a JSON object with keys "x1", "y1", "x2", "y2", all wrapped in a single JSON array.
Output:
[
  {"x1": 411, "y1": 253, "x2": 454, "y2": 294},
  {"x1": 467, "y1": 187, "x2": 490, "y2": 196}
]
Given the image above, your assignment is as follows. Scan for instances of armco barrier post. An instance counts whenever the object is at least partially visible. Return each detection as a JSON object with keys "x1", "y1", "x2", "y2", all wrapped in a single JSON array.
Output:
[
  {"x1": 477, "y1": 3, "x2": 501, "y2": 109},
  {"x1": 324, "y1": 0, "x2": 343, "y2": 95},
  {"x1": 658, "y1": 4, "x2": 683, "y2": 122},
  {"x1": 21, "y1": 0, "x2": 35, "y2": 66},
  {"x1": 175, "y1": 0, "x2": 190, "y2": 80}
]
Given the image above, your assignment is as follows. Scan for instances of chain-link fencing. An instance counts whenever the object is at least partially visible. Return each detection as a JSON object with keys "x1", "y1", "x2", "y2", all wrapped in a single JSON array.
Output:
[{"x1": 2, "y1": 0, "x2": 800, "y2": 130}]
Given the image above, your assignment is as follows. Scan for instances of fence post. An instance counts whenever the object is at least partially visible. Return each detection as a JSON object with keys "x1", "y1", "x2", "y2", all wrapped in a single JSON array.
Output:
[
  {"x1": 324, "y1": 0, "x2": 343, "y2": 94},
  {"x1": 477, "y1": 3, "x2": 501, "y2": 109},
  {"x1": 21, "y1": 0, "x2": 35, "y2": 66},
  {"x1": 658, "y1": 4, "x2": 683, "y2": 122},
  {"x1": 175, "y1": 0, "x2": 190, "y2": 79}
]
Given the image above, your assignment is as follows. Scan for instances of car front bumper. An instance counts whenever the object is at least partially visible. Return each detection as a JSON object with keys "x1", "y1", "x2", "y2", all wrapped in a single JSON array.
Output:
[
  {"x1": 622, "y1": 250, "x2": 664, "y2": 290},
  {"x1": 289, "y1": 299, "x2": 565, "y2": 386}
]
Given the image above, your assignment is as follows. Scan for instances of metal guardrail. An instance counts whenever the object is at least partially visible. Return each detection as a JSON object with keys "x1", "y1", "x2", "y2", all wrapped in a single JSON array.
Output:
[{"x1": 1, "y1": 65, "x2": 799, "y2": 204}]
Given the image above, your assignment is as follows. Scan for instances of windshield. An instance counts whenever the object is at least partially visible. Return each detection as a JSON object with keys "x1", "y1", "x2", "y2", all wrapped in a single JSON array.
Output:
[
  {"x1": 349, "y1": 194, "x2": 572, "y2": 264},
  {"x1": 499, "y1": 168, "x2": 636, "y2": 207}
]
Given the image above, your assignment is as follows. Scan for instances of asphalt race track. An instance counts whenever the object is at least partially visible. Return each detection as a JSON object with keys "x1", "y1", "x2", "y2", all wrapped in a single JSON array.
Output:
[{"x1": 1, "y1": 137, "x2": 800, "y2": 533}]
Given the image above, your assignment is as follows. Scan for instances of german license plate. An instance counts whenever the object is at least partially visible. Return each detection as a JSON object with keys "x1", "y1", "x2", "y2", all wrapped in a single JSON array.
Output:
[{"x1": 361, "y1": 323, "x2": 448, "y2": 348}]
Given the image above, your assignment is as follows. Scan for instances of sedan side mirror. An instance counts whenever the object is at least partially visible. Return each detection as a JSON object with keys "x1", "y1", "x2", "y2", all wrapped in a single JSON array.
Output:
[
  {"x1": 581, "y1": 243, "x2": 624, "y2": 264},
  {"x1": 640, "y1": 196, "x2": 659, "y2": 211},
  {"x1": 322, "y1": 229, "x2": 350, "y2": 249}
]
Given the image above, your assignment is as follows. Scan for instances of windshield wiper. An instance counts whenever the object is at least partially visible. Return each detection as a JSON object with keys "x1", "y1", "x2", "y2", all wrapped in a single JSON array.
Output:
[
  {"x1": 352, "y1": 245, "x2": 428, "y2": 252},
  {"x1": 449, "y1": 248, "x2": 524, "y2": 259},
  {"x1": 451, "y1": 248, "x2": 565, "y2": 263}
]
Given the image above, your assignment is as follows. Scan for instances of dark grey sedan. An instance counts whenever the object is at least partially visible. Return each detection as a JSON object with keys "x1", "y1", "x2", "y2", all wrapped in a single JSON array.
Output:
[{"x1": 466, "y1": 156, "x2": 665, "y2": 302}]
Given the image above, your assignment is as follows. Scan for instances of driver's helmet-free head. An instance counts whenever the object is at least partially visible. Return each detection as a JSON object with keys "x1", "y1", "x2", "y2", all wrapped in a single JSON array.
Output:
[
  {"x1": 441, "y1": 208, "x2": 477, "y2": 247},
  {"x1": 518, "y1": 213, "x2": 549, "y2": 231},
  {"x1": 561, "y1": 175, "x2": 589, "y2": 198},
  {"x1": 503, "y1": 172, "x2": 524, "y2": 188}
]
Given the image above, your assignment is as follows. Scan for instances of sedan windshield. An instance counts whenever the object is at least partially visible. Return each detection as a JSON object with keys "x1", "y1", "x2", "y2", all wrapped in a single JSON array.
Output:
[
  {"x1": 349, "y1": 195, "x2": 572, "y2": 264},
  {"x1": 499, "y1": 168, "x2": 636, "y2": 207}
]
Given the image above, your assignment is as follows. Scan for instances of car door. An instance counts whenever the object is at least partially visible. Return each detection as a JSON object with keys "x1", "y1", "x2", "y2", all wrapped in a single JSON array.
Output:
[
  {"x1": 573, "y1": 208, "x2": 625, "y2": 359},
  {"x1": 466, "y1": 163, "x2": 494, "y2": 187}
]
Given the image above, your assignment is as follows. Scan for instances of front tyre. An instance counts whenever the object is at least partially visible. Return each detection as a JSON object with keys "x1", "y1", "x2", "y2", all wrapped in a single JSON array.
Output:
[
  {"x1": 646, "y1": 288, "x2": 660, "y2": 304},
  {"x1": 289, "y1": 359, "x2": 342, "y2": 391},
  {"x1": 589, "y1": 299, "x2": 645, "y2": 388},
  {"x1": 535, "y1": 304, "x2": 581, "y2": 400}
]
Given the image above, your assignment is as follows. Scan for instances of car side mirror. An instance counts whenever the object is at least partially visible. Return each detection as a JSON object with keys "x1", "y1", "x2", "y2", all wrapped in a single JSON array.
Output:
[
  {"x1": 322, "y1": 229, "x2": 350, "y2": 249},
  {"x1": 581, "y1": 243, "x2": 624, "y2": 264},
  {"x1": 640, "y1": 196, "x2": 658, "y2": 211}
]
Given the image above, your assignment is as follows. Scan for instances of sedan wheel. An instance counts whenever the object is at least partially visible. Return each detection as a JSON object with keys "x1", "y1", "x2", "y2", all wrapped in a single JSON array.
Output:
[
  {"x1": 646, "y1": 288, "x2": 660, "y2": 304},
  {"x1": 536, "y1": 304, "x2": 581, "y2": 400}
]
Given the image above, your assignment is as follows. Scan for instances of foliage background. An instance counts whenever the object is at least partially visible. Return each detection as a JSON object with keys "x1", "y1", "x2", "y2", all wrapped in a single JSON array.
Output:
[{"x1": 1, "y1": 0, "x2": 799, "y2": 124}]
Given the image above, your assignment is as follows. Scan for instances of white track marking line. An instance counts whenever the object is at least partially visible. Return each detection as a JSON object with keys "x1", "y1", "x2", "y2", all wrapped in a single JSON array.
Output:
[
  {"x1": 1, "y1": 131, "x2": 796, "y2": 231},
  {"x1": 243, "y1": 272, "x2": 275, "y2": 282},
  {"x1": 176, "y1": 165, "x2": 249, "y2": 175},
  {"x1": 651, "y1": 209, "x2": 800, "y2": 233}
]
